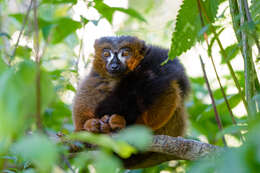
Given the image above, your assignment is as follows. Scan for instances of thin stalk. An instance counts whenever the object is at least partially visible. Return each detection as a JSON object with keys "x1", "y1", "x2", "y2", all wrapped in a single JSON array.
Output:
[
  {"x1": 238, "y1": 0, "x2": 258, "y2": 117},
  {"x1": 242, "y1": 0, "x2": 260, "y2": 98},
  {"x1": 11, "y1": 0, "x2": 33, "y2": 60},
  {"x1": 243, "y1": 0, "x2": 260, "y2": 54},
  {"x1": 229, "y1": 0, "x2": 242, "y2": 42},
  {"x1": 199, "y1": 0, "x2": 249, "y2": 113},
  {"x1": 197, "y1": 0, "x2": 244, "y2": 142},
  {"x1": 229, "y1": 0, "x2": 260, "y2": 94},
  {"x1": 199, "y1": 56, "x2": 227, "y2": 146},
  {"x1": 197, "y1": 0, "x2": 237, "y2": 125},
  {"x1": 33, "y1": 0, "x2": 43, "y2": 131}
]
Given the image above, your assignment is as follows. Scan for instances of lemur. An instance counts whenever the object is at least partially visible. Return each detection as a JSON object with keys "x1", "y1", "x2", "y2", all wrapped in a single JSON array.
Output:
[{"x1": 72, "y1": 36, "x2": 190, "y2": 168}]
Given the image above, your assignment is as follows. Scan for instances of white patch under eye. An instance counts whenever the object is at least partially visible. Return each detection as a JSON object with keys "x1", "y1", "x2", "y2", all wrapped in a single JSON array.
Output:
[
  {"x1": 107, "y1": 51, "x2": 114, "y2": 63},
  {"x1": 118, "y1": 52, "x2": 126, "y2": 64}
]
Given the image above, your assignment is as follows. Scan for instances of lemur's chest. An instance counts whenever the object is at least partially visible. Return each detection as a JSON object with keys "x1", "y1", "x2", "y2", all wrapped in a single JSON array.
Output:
[{"x1": 83, "y1": 76, "x2": 118, "y2": 108}]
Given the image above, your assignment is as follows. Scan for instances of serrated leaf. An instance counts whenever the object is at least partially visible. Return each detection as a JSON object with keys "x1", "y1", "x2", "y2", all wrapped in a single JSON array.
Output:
[{"x1": 169, "y1": 0, "x2": 220, "y2": 59}]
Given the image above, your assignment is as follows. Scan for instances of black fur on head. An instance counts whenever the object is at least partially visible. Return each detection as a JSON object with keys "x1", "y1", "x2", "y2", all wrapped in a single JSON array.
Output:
[
  {"x1": 94, "y1": 37, "x2": 190, "y2": 124},
  {"x1": 94, "y1": 36, "x2": 148, "y2": 77}
]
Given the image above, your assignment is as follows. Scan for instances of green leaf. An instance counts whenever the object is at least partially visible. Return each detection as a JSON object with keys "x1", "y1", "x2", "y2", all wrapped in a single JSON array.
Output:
[
  {"x1": 94, "y1": 0, "x2": 115, "y2": 24},
  {"x1": 42, "y1": 0, "x2": 77, "y2": 4},
  {"x1": 93, "y1": 0, "x2": 146, "y2": 24},
  {"x1": 15, "y1": 46, "x2": 32, "y2": 59},
  {"x1": 201, "y1": 94, "x2": 241, "y2": 121},
  {"x1": 43, "y1": 100, "x2": 72, "y2": 131},
  {"x1": 68, "y1": 132, "x2": 137, "y2": 158},
  {"x1": 17, "y1": 61, "x2": 55, "y2": 112},
  {"x1": 0, "y1": 60, "x2": 55, "y2": 139},
  {"x1": 9, "y1": 14, "x2": 53, "y2": 41},
  {"x1": 169, "y1": 0, "x2": 220, "y2": 59},
  {"x1": 113, "y1": 7, "x2": 146, "y2": 22},
  {"x1": 51, "y1": 17, "x2": 81, "y2": 44},
  {"x1": 207, "y1": 28, "x2": 224, "y2": 57},
  {"x1": 74, "y1": 150, "x2": 122, "y2": 173},
  {"x1": 220, "y1": 43, "x2": 240, "y2": 64},
  {"x1": 115, "y1": 125, "x2": 153, "y2": 150},
  {"x1": 80, "y1": 15, "x2": 89, "y2": 25},
  {"x1": 216, "y1": 125, "x2": 248, "y2": 140},
  {"x1": 0, "y1": 32, "x2": 11, "y2": 39},
  {"x1": 12, "y1": 134, "x2": 58, "y2": 172},
  {"x1": 94, "y1": 151, "x2": 122, "y2": 173},
  {"x1": 65, "y1": 83, "x2": 76, "y2": 92},
  {"x1": 250, "y1": 0, "x2": 260, "y2": 33},
  {"x1": 9, "y1": 14, "x2": 24, "y2": 23},
  {"x1": 0, "y1": 58, "x2": 8, "y2": 74},
  {"x1": 0, "y1": 68, "x2": 30, "y2": 139}
]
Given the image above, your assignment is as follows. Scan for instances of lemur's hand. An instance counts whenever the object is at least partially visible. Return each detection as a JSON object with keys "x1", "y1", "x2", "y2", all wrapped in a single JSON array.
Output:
[{"x1": 83, "y1": 114, "x2": 126, "y2": 133}]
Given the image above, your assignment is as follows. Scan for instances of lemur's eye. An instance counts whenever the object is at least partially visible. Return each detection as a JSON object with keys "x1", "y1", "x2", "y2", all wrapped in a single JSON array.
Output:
[
  {"x1": 122, "y1": 50, "x2": 129, "y2": 57},
  {"x1": 103, "y1": 51, "x2": 110, "y2": 57}
]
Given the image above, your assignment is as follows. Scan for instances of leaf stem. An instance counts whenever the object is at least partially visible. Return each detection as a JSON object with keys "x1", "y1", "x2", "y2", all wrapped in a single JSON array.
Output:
[
  {"x1": 199, "y1": 56, "x2": 227, "y2": 146},
  {"x1": 198, "y1": 0, "x2": 249, "y2": 113},
  {"x1": 33, "y1": 0, "x2": 43, "y2": 131},
  {"x1": 243, "y1": 0, "x2": 260, "y2": 54},
  {"x1": 197, "y1": 0, "x2": 238, "y2": 126},
  {"x1": 237, "y1": 0, "x2": 258, "y2": 117},
  {"x1": 11, "y1": 0, "x2": 33, "y2": 61}
]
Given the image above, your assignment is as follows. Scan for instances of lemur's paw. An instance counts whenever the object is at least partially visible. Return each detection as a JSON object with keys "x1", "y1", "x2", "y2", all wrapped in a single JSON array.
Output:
[
  {"x1": 83, "y1": 118, "x2": 100, "y2": 133},
  {"x1": 109, "y1": 114, "x2": 126, "y2": 131},
  {"x1": 83, "y1": 115, "x2": 126, "y2": 133},
  {"x1": 100, "y1": 115, "x2": 111, "y2": 133}
]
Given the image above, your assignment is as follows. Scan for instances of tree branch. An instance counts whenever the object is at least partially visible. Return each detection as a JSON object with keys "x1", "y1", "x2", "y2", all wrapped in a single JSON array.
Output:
[
  {"x1": 148, "y1": 135, "x2": 220, "y2": 160},
  {"x1": 57, "y1": 133, "x2": 221, "y2": 169}
]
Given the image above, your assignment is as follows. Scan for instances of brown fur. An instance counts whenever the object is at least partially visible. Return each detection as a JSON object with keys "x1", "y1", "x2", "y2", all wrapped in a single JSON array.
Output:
[
  {"x1": 136, "y1": 81, "x2": 185, "y2": 134},
  {"x1": 72, "y1": 72, "x2": 118, "y2": 131},
  {"x1": 73, "y1": 36, "x2": 189, "y2": 168}
]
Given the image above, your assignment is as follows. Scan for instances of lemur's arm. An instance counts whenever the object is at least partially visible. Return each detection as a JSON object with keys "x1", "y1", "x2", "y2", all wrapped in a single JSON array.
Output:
[{"x1": 136, "y1": 81, "x2": 182, "y2": 130}]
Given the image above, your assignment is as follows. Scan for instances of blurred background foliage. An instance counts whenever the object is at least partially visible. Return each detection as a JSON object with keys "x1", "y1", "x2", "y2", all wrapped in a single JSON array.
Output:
[{"x1": 0, "y1": 0, "x2": 259, "y2": 172}]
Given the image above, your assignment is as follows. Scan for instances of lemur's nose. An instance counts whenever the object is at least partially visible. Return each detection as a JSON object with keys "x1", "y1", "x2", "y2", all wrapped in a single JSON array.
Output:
[{"x1": 111, "y1": 63, "x2": 120, "y2": 70}]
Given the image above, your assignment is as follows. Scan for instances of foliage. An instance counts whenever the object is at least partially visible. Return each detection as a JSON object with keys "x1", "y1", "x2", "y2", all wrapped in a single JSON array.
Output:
[
  {"x1": 0, "y1": 0, "x2": 259, "y2": 172},
  {"x1": 168, "y1": 0, "x2": 221, "y2": 60}
]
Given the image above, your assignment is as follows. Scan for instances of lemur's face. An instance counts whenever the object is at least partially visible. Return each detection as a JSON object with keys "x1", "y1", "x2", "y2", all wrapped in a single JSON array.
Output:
[
  {"x1": 93, "y1": 36, "x2": 147, "y2": 78},
  {"x1": 102, "y1": 47, "x2": 132, "y2": 76}
]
